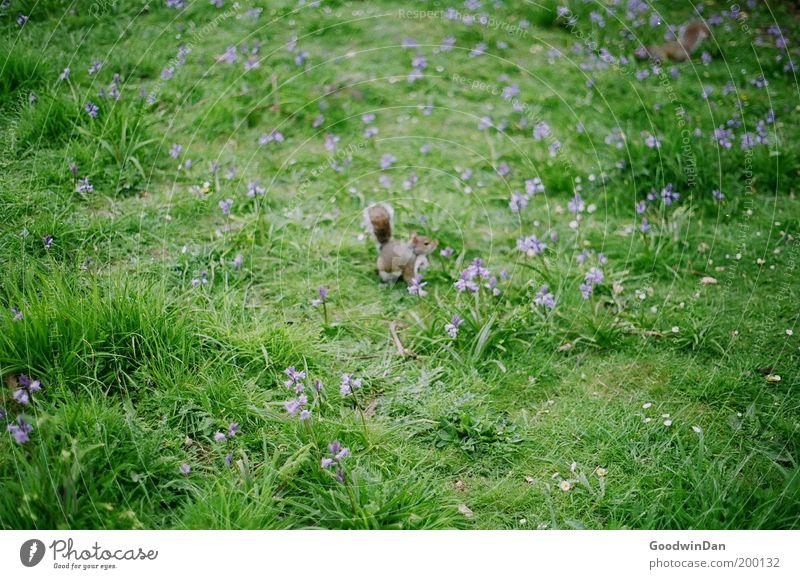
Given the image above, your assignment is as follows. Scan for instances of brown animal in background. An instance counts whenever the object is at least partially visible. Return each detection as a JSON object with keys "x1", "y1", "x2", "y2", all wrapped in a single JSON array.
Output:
[{"x1": 636, "y1": 20, "x2": 712, "y2": 62}]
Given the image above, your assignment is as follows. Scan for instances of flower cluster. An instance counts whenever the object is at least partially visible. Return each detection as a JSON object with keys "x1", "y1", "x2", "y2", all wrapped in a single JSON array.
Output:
[
  {"x1": 283, "y1": 367, "x2": 323, "y2": 421},
  {"x1": 454, "y1": 258, "x2": 499, "y2": 296},
  {"x1": 339, "y1": 374, "x2": 363, "y2": 397},
  {"x1": 445, "y1": 315, "x2": 464, "y2": 338},
  {"x1": 321, "y1": 440, "x2": 350, "y2": 483},
  {"x1": 4, "y1": 374, "x2": 41, "y2": 444}
]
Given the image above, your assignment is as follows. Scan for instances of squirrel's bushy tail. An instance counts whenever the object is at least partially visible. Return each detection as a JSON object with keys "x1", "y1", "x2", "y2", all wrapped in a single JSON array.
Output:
[{"x1": 365, "y1": 203, "x2": 393, "y2": 246}]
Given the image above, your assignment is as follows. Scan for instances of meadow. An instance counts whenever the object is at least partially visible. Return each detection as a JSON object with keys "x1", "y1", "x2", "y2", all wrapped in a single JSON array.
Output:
[{"x1": 1, "y1": 0, "x2": 798, "y2": 530}]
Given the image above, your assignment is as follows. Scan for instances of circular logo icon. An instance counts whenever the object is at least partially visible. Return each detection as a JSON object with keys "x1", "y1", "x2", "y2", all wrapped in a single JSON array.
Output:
[{"x1": 20, "y1": 539, "x2": 46, "y2": 567}]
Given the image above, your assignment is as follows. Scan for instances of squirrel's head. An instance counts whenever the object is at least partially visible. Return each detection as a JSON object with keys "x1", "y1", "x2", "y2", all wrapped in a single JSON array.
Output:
[{"x1": 409, "y1": 232, "x2": 438, "y2": 255}]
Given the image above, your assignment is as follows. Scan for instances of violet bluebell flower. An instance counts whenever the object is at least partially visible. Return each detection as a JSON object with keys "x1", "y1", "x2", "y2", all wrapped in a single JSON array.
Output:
[
  {"x1": 12, "y1": 389, "x2": 29, "y2": 405},
  {"x1": 661, "y1": 183, "x2": 679, "y2": 205},
  {"x1": 533, "y1": 121, "x2": 551, "y2": 141},
  {"x1": 440, "y1": 36, "x2": 456, "y2": 51},
  {"x1": 284, "y1": 394, "x2": 308, "y2": 418},
  {"x1": 568, "y1": 193, "x2": 585, "y2": 214},
  {"x1": 440, "y1": 247, "x2": 454, "y2": 258},
  {"x1": 59, "y1": 67, "x2": 71, "y2": 81},
  {"x1": 42, "y1": 235, "x2": 53, "y2": 249},
  {"x1": 525, "y1": 178, "x2": 545, "y2": 196},
  {"x1": 408, "y1": 275, "x2": 427, "y2": 297},
  {"x1": 180, "y1": 463, "x2": 191, "y2": 475},
  {"x1": 534, "y1": 285, "x2": 556, "y2": 309},
  {"x1": 585, "y1": 267, "x2": 604, "y2": 286},
  {"x1": 88, "y1": 60, "x2": 103, "y2": 75},
  {"x1": 445, "y1": 315, "x2": 464, "y2": 338},
  {"x1": 11, "y1": 307, "x2": 23, "y2": 321},
  {"x1": 170, "y1": 143, "x2": 182, "y2": 159},
  {"x1": 714, "y1": 126, "x2": 734, "y2": 149},
  {"x1": 76, "y1": 176, "x2": 93, "y2": 193},
  {"x1": 228, "y1": 423, "x2": 239, "y2": 437},
  {"x1": 712, "y1": 189, "x2": 724, "y2": 201},
  {"x1": 247, "y1": 180, "x2": 265, "y2": 197},
  {"x1": 339, "y1": 374, "x2": 362, "y2": 396},
  {"x1": 321, "y1": 441, "x2": 350, "y2": 483},
  {"x1": 509, "y1": 192, "x2": 528, "y2": 213},
  {"x1": 380, "y1": 154, "x2": 396, "y2": 170},
  {"x1": 640, "y1": 218, "x2": 651, "y2": 233},
  {"x1": 219, "y1": 198, "x2": 234, "y2": 215},
  {"x1": 85, "y1": 102, "x2": 99, "y2": 118},
  {"x1": 517, "y1": 235, "x2": 546, "y2": 257},
  {"x1": 8, "y1": 417, "x2": 33, "y2": 444},
  {"x1": 213, "y1": 431, "x2": 227, "y2": 442}
]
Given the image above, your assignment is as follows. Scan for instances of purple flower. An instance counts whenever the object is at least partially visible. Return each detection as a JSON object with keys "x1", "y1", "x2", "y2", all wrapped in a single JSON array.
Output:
[
  {"x1": 636, "y1": 200, "x2": 647, "y2": 214},
  {"x1": 8, "y1": 417, "x2": 33, "y2": 444},
  {"x1": 12, "y1": 389, "x2": 29, "y2": 405},
  {"x1": 712, "y1": 189, "x2": 724, "y2": 201},
  {"x1": 568, "y1": 193, "x2": 585, "y2": 214},
  {"x1": 534, "y1": 285, "x2": 555, "y2": 309},
  {"x1": 508, "y1": 191, "x2": 528, "y2": 213},
  {"x1": 533, "y1": 121, "x2": 551, "y2": 141},
  {"x1": 640, "y1": 218, "x2": 651, "y2": 233},
  {"x1": 585, "y1": 267, "x2": 604, "y2": 286},
  {"x1": 380, "y1": 154, "x2": 396, "y2": 170},
  {"x1": 314, "y1": 379, "x2": 323, "y2": 393},
  {"x1": 76, "y1": 176, "x2": 93, "y2": 193},
  {"x1": 321, "y1": 441, "x2": 350, "y2": 483},
  {"x1": 88, "y1": 60, "x2": 103, "y2": 75},
  {"x1": 231, "y1": 253, "x2": 244, "y2": 268},
  {"x1": 219, "y1": 198, "x2": 234, "y2": 215},
  {"x1": 701, "y1": 51, "x2": 712, "y2": 65},
  {"x1": 525, "y1": 178, "x2": 545, "y2": 196},
  {"x1": 440, "y1": 247, "x2": 454, "y2": 258},
  {"x1": 445, "y1": 315, "x2": 464, "y2": 338},
  {"x1": 284, "y1": 394, "x2": 308, "y2": 418},
  {"x1": 84, "y1": 102, "x2": 99, "y2": 118},
  {"x1": 285, "y1": 366, "x2": 306, "y2": 385},
  {"x1": 17, "y1": 14, "x2": 28, "y2": 26},
  {"x1": 228, "y1": 423, "x2": 239, "y2": 437},
  {"x1": 496, "y1": 162, "x2": 511, "y2": 177},
  {"x1": 714, "y1": 126, "x2": 734, "y2": 149},
  {"x1": 42, "y1": 235, "x2": 53, "y2": 249},
  {"x1": 59, "y1": 67, "x2": 71, "y2": 81},
  {"x1": 11, "y1": 306, "x2": 23, "y2": 321},
  {"x1": 644, "y1": 134, "x2": 661, "y2": 148},
  {"x1": 517, "y1": 235, "x2": 546, "y2": 256},
  {"x1": 318, "y1": 286, "x2": 328, "y2": 301},
  {"x1": 170, "y1": 143, "x2": 182, "y2": 159},
  {"x1": 469, "y1": 42, "x2": 487, "y2": 57},
  {"x1": 440, "y1": 36, "x2": 456, "y2": 51},
  {"x1": 246, "y1": 180, "x2": 265, "y2": 197},
  {"x1": 339, "y1": 374, "x2": 362, "y2": 396},
  {"x1": 580, "y1": 282, "x2": 594, "y2": 300},
  {"x1": 180, "y1": 463, "x2": 191, "y2": 475},
  {"x1": 661, "y1": 183, "x2": 680, "y2": 205},
  {"x1": 213, "y1": 431, "x2": 227, "y2": 442},
  {"x1": 225, "y1": 453, "x2": 232, "y2": 465},
  {"x1": 408, "y1": 275, "x2": 427, "y2": 297}
]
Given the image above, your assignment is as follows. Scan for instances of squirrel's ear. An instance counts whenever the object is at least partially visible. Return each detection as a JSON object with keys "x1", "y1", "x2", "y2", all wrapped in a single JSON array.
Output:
[{"x1": 410, "y1": 231, "x2": 418, "y2": 239}]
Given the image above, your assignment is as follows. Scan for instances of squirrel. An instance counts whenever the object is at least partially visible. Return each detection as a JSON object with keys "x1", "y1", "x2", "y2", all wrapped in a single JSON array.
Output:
[
  {"x1": 364, "y1": 203, "x2": 438, "y2": 284},
  {"x1": 635, "y1": 20, "x2": 712, "y2": 62}
]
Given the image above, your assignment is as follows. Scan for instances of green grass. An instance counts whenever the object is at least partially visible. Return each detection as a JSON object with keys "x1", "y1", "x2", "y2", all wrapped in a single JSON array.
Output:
[{"x1": 0, "y1": 0, "x2": 798, "y2": 530}]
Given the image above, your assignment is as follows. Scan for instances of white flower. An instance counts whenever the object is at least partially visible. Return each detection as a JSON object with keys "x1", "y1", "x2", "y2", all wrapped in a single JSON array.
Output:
[
  {"x1": 671, "y1": 326, "x2": 680, "y2": 333},
  {"x1": 642, "y1": 402, "x2": 653, "y2": 409},
  {"x1": 663, "y1": 419, "x2": 673, "y2": 427},
  {"x1": 692, "y1": 426, "x2": 703, "y2": 434},
  {"x1": 559, "y1": 480, "x2": 571, "y2": 492}
]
